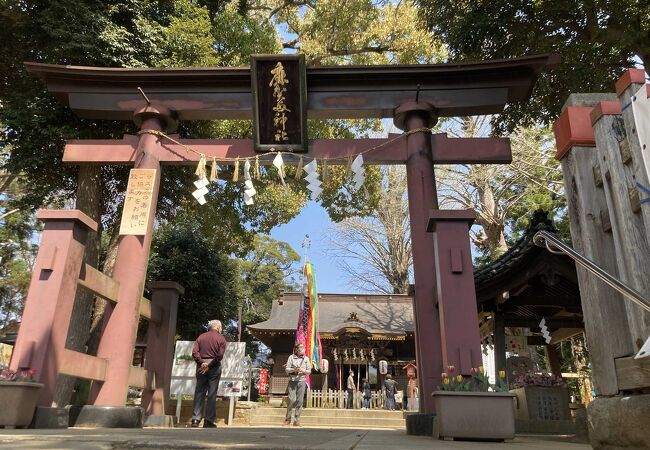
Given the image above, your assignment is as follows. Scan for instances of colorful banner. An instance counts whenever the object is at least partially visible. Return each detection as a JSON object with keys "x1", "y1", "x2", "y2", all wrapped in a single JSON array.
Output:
[
  {"x1": 295, "y1": 262, "x2": 323, "y2": 378},
  {"x1": 258, "y1": 369, "x2": 268, "y2": 394}
]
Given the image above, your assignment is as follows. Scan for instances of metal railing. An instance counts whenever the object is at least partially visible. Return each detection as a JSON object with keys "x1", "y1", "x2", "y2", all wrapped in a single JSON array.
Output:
[{"x1": 533, "y1": 230, "x2": 650, "y2": 314}]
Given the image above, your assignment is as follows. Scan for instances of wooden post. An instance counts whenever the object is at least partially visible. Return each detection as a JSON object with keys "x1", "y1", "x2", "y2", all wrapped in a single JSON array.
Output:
[
  {"x1": 397, "y1": 101, "x2": 443, "y2": 414},
  {"x1": 9, "y1": 210, "x2": 98, "y2": 406},
  {"x1": 553, "y1": 94, "x2": 635, "y2": 395},
  {"x1": 591, "y1": 101, "x2": 650, "y2": 351},
  {"x1": 616, "y1": 69, "x2": 650, "y2": 250},
  {"x1": 493, "y1": 311, "x2": 506, "y2": 378},
  {"x1": 90, "y1": 104, "x2": 177, "y2": 406},
  {"x1": 545, "y1": 345, "x2": 562, "y2": 378},
  {"x1": 140, "y1": 281, "x2": 183, "y2": 417}
]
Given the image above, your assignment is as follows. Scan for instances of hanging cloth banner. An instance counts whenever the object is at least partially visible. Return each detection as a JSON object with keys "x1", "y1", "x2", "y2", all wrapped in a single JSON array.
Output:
[{"x1": 295, "y1": 262, "x2": 323, "y2": 384}]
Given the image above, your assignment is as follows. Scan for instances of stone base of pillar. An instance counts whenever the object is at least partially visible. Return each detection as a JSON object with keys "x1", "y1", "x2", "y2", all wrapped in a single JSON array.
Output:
[
  {"x1": 143, "y1": 414, "x2": 176, "y2": 428},
  {"x1": 405, "y1": 413, "x2": 436, "y2": 436},
  {"x1": 514, "y1": 418, "x2": 576, "y2": 435},
  {"x1": 68, "y1": 405, "x2": 143, "y2": 428},
  {"x1": 587, "y1": 394, "x2": 650, "y2": 449},
  {"x1": 30, "y1": 407, "x2": 69, "y2": 429}
]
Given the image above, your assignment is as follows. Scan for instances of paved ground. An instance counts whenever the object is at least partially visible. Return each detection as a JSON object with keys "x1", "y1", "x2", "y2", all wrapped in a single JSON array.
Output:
[{"x1": 0, "y1": 427, "x2": 591, "y2": 449}]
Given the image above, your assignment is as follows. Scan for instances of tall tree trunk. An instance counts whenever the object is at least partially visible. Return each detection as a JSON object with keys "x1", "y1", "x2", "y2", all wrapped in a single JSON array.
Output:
[
  {"x1": 86, "y1": 225, "x2": 121, "y2": 356},
  {"x1": 640, "y1": 53, "x2": 649, "y2": 74},
  {"x1": 477, "y1": 182, "x2": 508, "y2": 257},
  {"x1": 53, "y1": 166, "x2": 102, "y2": 407}
]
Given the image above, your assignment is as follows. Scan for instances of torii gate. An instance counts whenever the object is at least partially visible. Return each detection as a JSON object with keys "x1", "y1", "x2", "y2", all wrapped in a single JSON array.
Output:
[{"x1": 11, "y1": 54, "x2": 557, "y2": 421}]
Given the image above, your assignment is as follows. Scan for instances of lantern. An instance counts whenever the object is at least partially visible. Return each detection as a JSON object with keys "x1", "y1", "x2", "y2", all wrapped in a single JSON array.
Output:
[
  {"x1": 379, "y1": 360, "x2": 388, "y2": 375},
  {"x1": 320, "y1": 358, "x2": 329, "y2": 373},
  {"x1": 403, "y1": 362, "x2": 417, "y2": 378}
]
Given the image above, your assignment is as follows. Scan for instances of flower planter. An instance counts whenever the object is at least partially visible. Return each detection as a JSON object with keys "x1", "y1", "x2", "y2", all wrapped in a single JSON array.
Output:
[
  {"x1": 0, "y1": 381, "x2": 43, "y2": 427},
  {"x1": 510, "y1": 386, "x2": 570, "y2": 421},
  {"x1": 432, "y1": 391, "x2": 516, "y2": 441}
]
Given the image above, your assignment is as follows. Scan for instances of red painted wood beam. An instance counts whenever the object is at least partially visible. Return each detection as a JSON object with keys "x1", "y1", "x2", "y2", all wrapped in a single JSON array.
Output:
[
  {"x1": 553, "y1": 106, "x2": 596, "y2": 160},
  {"x1": 64, "y1": 134, "x2": 511, "y2": 165}
]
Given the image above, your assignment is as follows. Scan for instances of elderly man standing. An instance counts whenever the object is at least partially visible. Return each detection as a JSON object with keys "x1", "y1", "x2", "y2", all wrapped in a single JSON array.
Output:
[
  {"x1": 284, "y1": 343, "x2": 311, "y2": 426},
  {"x1": 191, "y1": 320, "x2": 227, "y2": 428}
]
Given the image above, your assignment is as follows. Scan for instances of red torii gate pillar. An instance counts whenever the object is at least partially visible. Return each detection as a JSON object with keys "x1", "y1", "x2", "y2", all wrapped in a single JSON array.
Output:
[
  {"x1": 396, "y1": 102, "x2": 482, "y2": 414},
  {"x1": 88, "y1": 104, "x2": 178, "y2": 406}
]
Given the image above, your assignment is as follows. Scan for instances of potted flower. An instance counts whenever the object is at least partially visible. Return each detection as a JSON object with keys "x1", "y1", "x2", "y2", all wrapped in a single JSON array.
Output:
[
  {"x1": 432, "y1": 366, "x2": 516, "y2": 441},
  {"x1": 510, "y1": 372, "x2": 570, "y2": 422},
  {"x1": 0, "y1": 367, "x2": 43, "y2": 428}
]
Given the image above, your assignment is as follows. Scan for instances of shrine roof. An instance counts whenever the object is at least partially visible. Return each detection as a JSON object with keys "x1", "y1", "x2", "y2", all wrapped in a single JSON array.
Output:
[
  {"x1": 247, "y1": 293, "x2": 413, "y2": 335},
  {"x1": 25, "y1": 54, "x2": 558, "y2": 121},
  {"x1": 474, "y1": 211, "x2": 582, "y2": 326}
]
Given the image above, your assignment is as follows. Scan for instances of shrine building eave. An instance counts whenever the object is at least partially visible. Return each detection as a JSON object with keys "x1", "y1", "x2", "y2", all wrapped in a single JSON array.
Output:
[
  {"x1": 247, "y1": 292, "x2": 414, "y2": 344},
  {"x1": 25, "y1": 54, "x2": 559, "y2": 121}
]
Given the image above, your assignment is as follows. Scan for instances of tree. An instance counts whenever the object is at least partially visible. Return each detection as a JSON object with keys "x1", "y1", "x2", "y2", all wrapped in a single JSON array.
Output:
[
  {"x1": 416, "y1": 0, "x2": 650, "y2": 132},
  {"x1": 254, "y1": 0, "x2": 447, "y2": 65},
  {"x1": 147, "y1": 222, "x2": 240, "y2": 340},
  {"x1": 230, "y1": 235, "x2": 300, "y2": 358},
  {"x1": 326, "y1": 166, "x2": 412, "y2": 294},
  {"x1": 437, "y1": 117, "x2": 565, "y2": 260},
  {"x1": 236, "y1": 235, "x2": 301, "y2": 324},
  {"x1": 0, "y1": 192, "x2": 37, "y2": 329}
]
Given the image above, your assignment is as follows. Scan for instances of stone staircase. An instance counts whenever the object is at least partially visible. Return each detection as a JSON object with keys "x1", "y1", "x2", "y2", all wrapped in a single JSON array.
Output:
[{"x1": 249, "y1": 407, "x2": 405, "y2": 429}]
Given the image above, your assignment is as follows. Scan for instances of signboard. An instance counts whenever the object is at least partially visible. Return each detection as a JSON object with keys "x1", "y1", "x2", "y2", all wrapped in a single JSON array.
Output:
[
  {"x1": 170, "y1": 341, "x2": 196, "y2": 397},
  {"x1": 251, "y1": 54, "x2": 307, "y2": 153},
  {"x1": 218, "y1": 379, "x2": 243, "y2": 397},
  {"x1": 119, "y1": 169, "x2": 156, "y2": 235},
  {"x1": 170, "y1": 340, "x2": 248, "y2": 398}
]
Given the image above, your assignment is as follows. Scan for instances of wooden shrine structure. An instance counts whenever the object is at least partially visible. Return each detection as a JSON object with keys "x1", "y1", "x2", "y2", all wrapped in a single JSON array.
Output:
[
  {"x1": 9, "y1": 54, "x2": 557, "y2": 423},
  {"x1": 474, "y1": 211, "x2": 583, "y2": 378}
]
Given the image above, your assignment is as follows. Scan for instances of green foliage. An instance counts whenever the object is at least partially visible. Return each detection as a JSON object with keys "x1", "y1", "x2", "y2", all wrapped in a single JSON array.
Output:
[
  {"x1": 211, "y1": 2, "x2": 280, "y2": 65},
  {"x1": 147, "y1": 222, "x2": 240, "y2": 340},
  {"x1": 417, "y1": 0, "x2": 650, "y2": 132},
  {"x1": 236, "y1": 235, "x2": 300, "y2": 323},
  {"x1": 0, "y1": 184, "x2": 38, "y2": 326}
]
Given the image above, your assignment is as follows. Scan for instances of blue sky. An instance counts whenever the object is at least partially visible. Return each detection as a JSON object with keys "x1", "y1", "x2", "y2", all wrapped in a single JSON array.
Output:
[{"x1": 269, "y1": 201, "x2": 363, "y2": 293}]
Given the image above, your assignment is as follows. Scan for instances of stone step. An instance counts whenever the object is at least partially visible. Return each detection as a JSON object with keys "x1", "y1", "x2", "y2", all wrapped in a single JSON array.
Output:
[
  {"x1": 250, "y1": 416, "x2": 405, "y2": 428},
  {"x1": 252, "y1": 408, "x2": 404, "y2": 419},
  {"x1": 249, "y1": 408, "x2": 406, "y2": 428}
]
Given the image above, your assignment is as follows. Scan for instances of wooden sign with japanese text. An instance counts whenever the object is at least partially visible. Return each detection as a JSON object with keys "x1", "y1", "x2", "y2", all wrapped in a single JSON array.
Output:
[
  {"x1": 119, "y1": 169, "x2": 156, "y2": 235},
  {"x1": 251, "y1": 54, "x2": 307, "y2": 153}
]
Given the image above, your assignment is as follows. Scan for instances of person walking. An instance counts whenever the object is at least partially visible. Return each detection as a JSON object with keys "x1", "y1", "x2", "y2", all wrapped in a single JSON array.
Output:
[
  {"x1": 191, "y1": 320, "x2": 227, "y2": 428},
  {"x1": 384, "y1": 374, "x2": 398, "y2": 411},
  {"x1": 346, "y1": 370, "x2": 356, "y2": 409},
  {"x1": 284, "y1": 343, "x2": 311, "y2": 427},
  {"x1": 362, "y1": 378, "x2": 371, "y2": 409}
]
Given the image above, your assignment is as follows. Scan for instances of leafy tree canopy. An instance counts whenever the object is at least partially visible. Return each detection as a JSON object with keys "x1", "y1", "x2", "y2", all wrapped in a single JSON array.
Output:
[
  {"x1": 147, "y1": 221, "x2": 240, "y2": 339},
  {"x1": 417, "y1": 0, "x2": 650, "y2": 132}
]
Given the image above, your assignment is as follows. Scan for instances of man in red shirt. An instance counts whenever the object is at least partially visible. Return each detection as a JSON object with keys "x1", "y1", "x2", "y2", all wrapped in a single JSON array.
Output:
[{"x1": 191, "y1": 319, "x2": 227, "y2": 428}]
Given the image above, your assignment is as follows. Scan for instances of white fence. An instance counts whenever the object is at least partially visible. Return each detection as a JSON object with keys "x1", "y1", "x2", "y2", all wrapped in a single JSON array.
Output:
[{"x1": 305, "y1": 389, "x2": 386, "y2": 409}]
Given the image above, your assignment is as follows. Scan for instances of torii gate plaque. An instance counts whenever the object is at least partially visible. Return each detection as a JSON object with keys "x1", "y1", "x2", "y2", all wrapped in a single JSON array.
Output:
[{"x1": 17, "y1": 54, "x2": 557, "y2": 417}]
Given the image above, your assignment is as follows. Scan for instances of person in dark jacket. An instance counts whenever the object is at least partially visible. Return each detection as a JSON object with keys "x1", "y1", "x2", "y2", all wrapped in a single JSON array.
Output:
[
  {"x1": 384, "y1": 374, "x2": 397, "y2": 410},
  {"x1": 191, "y1": 320, "x2": 227, "y2": 428},
  {"x1": 346, "y1": 370, "x2": 356, "y2": 409},
  {"x1": 362, "y1": 378, "x2": 371, "y2": 409}
]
